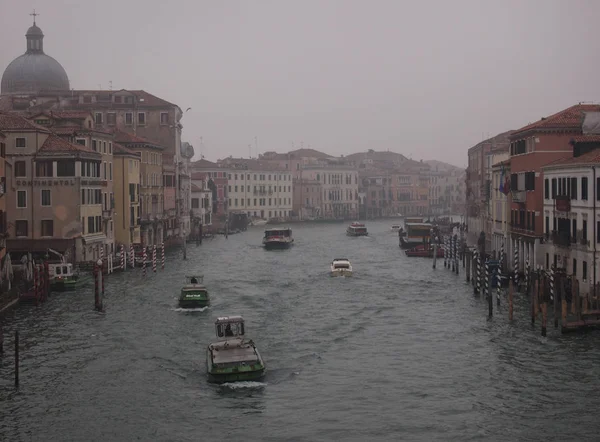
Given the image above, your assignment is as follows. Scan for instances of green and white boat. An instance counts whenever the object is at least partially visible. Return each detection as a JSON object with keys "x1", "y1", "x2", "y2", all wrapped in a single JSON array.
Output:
[
  {"x1": 179, "y1": 276, "x2": 210, "y2": 308},
  {"x1": 48, "y1": 263, "x2": 91, "y2": 291},
  {"x1": 206, "y1": 316, "x2": 266, "y2": 384}
]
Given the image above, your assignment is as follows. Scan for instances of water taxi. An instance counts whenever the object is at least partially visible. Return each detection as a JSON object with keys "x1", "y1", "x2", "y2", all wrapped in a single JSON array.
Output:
[
  {"x1": 207, "y1": 316, "x2": 266, "y2": 384},
  {"x1": 48, "y1": 263, "x2": 90, "y2": 291},
  {"x1": 346, "y1": 222, "x2": 368, "y2": 237},
  {"x1": 404, "y1": 244, "x2": 444, "y2": 258},
  {"x1": 399, "y1": 222, "x2": 433, "y2": 249},
  {"x1": 330, "y1": 258, "x2": 353, "y2": 277},
  {"x1": 263, "y1": 228, "x2": 294, "y2": 250},
  {"x1": 179, "y1": 275, "x2": 210, "y2": 308}
]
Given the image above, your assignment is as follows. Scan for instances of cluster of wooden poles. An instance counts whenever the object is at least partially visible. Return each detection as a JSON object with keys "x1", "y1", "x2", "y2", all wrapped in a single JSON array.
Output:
[{"x1": 435, "y1": 233, "x2": 600, "y2": 335}]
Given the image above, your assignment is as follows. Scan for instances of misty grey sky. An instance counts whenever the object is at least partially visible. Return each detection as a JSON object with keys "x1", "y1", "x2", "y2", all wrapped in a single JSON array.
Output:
[{"x1": 1, "y1": 0, "x2": 599, "y2": 166}]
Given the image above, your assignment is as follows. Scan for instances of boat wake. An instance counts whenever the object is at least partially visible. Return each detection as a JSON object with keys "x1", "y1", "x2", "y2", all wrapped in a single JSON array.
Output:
[
  {"x1": 220, "y1": 381, "x2": 266, "y2": 390},
  {"x1": 172, "y1": 307, "x2": 209, "y2": 312}
]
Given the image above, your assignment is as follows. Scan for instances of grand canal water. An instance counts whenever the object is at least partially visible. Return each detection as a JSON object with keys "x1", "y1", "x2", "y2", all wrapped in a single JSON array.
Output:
[{"x1": 2, "y1": 220, "x2": 600, "y2": 441}]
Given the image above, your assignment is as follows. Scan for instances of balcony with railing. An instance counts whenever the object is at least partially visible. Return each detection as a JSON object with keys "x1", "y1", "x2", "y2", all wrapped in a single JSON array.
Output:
[{"x1": 551, "y1": 230, "x2": 572, "y2": 247}]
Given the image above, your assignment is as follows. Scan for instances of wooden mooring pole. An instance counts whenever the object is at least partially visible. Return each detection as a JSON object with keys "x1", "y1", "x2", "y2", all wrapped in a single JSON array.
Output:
[
  {"x1": 554, "y1": 276, "x2": 560, "y2": 329},
  {"x1": 432, "y1": 243, "x2": 438, "y2": 269},
  {"x1": 465, "y1": 250, "x2": 471, "y2": 282},
  {"x1": 15, "y1": 330, "x2": 19, "y2": 388},
  {"x1": 531, "y1": 277, "x2": 536, "y2": 326}
]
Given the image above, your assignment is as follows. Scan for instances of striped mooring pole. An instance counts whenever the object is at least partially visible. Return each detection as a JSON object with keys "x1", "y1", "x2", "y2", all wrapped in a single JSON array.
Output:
[
  {"x1": 475, "y1": 251, "x2": 481, "y2": 295},
  {"x1": 497, "y1": 242, "x2": 504, "y2": 306},
  {"x1": 152, "y1": 245, "x2": 157, "y2": 273},
  {"x1": 485, "y1": 258, "x2": 490, "y2": 300},
  {"x1": 142, "y1": 247, "x2": 147, "y2": 277},
  {"x1": 100, "y1": 244, "x2": 104, "y2": 264},
  {"x1": 161, "y1": 242, "x2": 165, "y2": 270},
  {"x1": 121, "y1": 244, "x2": 125, "y2": 271},
  {"x1": 454, "y1": 235, "x2": 459, "y2": 275},
  {"x1": 130, "y1": 244, "x2": 135, "y2": 269},
  {"x1": 443, "y1": 236, "x2": 447, "y2": 268}
]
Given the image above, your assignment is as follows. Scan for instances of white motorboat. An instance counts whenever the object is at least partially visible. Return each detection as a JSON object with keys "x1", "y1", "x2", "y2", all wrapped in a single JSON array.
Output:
[
  {"x1": 391, "y1": 224, "x2": 402, "y2": 232},
  {"x1": 330, "y1": 258, "x2": 353, "y2": 277}
]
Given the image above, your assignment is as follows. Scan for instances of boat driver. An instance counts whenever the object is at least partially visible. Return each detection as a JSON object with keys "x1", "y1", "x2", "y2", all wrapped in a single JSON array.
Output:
[{"x1": 225, "y1": 324, "x2": 234, "y2": 336}]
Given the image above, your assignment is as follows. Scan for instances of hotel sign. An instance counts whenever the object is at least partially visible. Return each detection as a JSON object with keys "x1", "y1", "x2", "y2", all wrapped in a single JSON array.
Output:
[{"x1": 16, "y1": 179, "x2": 76, "y2": 186}]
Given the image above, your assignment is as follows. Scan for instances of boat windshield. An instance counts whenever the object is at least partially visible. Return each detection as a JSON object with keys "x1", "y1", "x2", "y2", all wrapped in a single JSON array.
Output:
[
  {"x1": 265, "y1": 230, "x2": 291, "y2": 238},
  {"x1": 216, "y1": 321, "x2": 245, "y2": 338},
  {"x1": 334, "y1": 263, "x2": 350, "y2": 269},
  {"x1": 350, "y1": 227, "x2": 367, "y2": 233}
]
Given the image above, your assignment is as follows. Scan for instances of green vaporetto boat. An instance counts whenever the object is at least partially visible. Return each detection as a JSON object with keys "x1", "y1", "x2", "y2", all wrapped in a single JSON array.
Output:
[
  {"x1": 206, "y1": 316, "x2": 266, "y2": 384},
  {"x1": 179, "y1": 275, "x2": 210, "y2": 308},
  {"x1": 48, "y1": 263, "x2": 91, "y2": 291}
]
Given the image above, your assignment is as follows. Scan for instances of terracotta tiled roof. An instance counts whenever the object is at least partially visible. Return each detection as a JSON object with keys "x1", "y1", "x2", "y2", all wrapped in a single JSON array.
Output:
[
  {"x1": 191, "y1": 158, "x2": 218, "y2": 168},
  {"x1": 113, "y1": 130, "x2": 164, "y2": 148},
  {"x1": 48, "y1": 110, "x2": 92, "y2": 120},
  {"x1": 287, "y1": 148, "x2": 332, "y2": 159},
  {"x1": 113, "y1": 142, "x2": 139, "y2": 156},
  {"x1": 513, "y1": 104, "x2": 600, "y2": 136},
  {"x1": 72, "y1": 89, "x2": 176, "y2": 108},
  {"x1": 570, "y1": 135, "x2": 600, "y2": 143},
  {"x1": 38, "y1": 134, "x2": 97, "y2": 155},
  {"x1": 0, "y1": 112, "x2": 51, "y2": 132}
]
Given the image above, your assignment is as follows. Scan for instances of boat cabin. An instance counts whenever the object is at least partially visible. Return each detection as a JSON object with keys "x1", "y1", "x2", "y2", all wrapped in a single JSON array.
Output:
[
  {"x1": 186, "y1": 275, "x2": 204, "y2": 285},
  {"x1": 48, "y1": 263, "x2": 75, "y2": 279},
  {"x1": 264, "y1": 228, "x2": 292, "y2": 239},
  {"x1": 332, "y1": 259, "x2": 351, "y2": 269},
  {"x1": 215, "y1": 316, "x2": 246, "y2": 338}
]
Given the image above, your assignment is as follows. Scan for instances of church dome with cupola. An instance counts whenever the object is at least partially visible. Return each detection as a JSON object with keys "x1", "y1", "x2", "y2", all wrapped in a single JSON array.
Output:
[{"x1": 1, "y1": 15, "x2": 70, "y2": 96}]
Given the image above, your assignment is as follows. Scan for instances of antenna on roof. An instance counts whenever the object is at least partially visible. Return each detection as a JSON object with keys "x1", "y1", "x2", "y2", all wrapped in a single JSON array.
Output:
[
  {"x1": 248, "y1": 144, "x2": 252, "y2": 159},
  {"x1": 255, "y1": 136, "x2": 258, "y2": 158},
  {"x1": 109, "y1": 81, "x2": 113, "y2": 91}
]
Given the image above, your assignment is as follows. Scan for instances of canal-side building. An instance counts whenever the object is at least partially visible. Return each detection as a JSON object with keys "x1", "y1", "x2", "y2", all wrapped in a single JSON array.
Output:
[
  {"x1": 293, "y1": 178, "x2": 323, "y2": 219},
  {"x1": 190, "y1": 178, "x2": 212, "y2": 231},
  {"x1": 114, "y1": 130, "x2": 164, "y2": 246},
  {"x1": 27, "y1": 110, "x2": 116, "y2": 255},
  {"x1": 113, "y1": 143, "x2": 141, "y2": 247},
  {"x1": 0, "y1": 132, "x2": 7, "y2": 265},
  {"x1": 190, "y1": 159, "x2": 228, "y2": 221},
  {"x1": 0, "y1": 112, "x2": 103, "y2": 262},
  {"x1": 509, "y1": 104, "x2": 600, "y2": 272},
  {"x1": 466, "y1": 130, "x2": 513, "y2": 251},
  {"x1": 302, "y1": 163, "x2": 358, "y2": 219},
  {"x1": 541, "y1": 138, "x2": 600, "y2": 296},
  {"x1": 491, "y1": 159, "x2": 511, "y2": 259},
  {"x1": 218, "y1": 158, "x2": 293, "y2": 220}
]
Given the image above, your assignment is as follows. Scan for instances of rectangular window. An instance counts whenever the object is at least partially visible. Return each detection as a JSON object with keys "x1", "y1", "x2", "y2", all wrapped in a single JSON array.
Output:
[
  {"x1": 15, "y1": 220, "x2": 28, "y2": 237},
  {"x1": 17, "y1": 190, "x2": 26, "y2": 208},
  {"x1": 583, "y1": 220, "x2": 588, "y2": 241},
  {"x1": 160, "y1": 112, "x2": 169, "y2": 125},
  {"x1": 109, "y1": 163, "x2": 113, "y2": 180},
  {"x1": 15, "y1": 137, "x2": 26, "y2": 148},
  {"x1": 36, "y1": 161, "x2": 53, "y2": 177},
  {"x1": 108, "y1": 142, "x2": 112, "y2": 154},
  {"x1": 15, "y1": 161, "x2": 26, "y2": 177},
  {"x1": 583, "y1": 261, "x2": 588, "y2": 281},
  {"x1": 95, "y1": 112, "x2": 103, "y2": 124},
  {"x1": 582, "y1": 177, "x2": 589, "y2": 200},
  {"x1": 138, "y1": 112, "x2": 146, "y2": 125},
  {"x1": 88, "y1": 216, "x2": 94, "y2": 234},
  {"x1": 545, "y1": 216, "x2": 549, "y2": 235},
  {"x1": 551, "y1": 178, "x2": 557, "y2": 198},
  {"x1": 107, "y1": 113, "x2": 116, "y2": 125},
  {"x1": 544, "y1": 179, "x2": 549, "y2": 199},
  {"x1": 41, "y1": 189, "x2": 51, "y2": 206},
  {"x1": 573, "y1": 258, "x2": 577, "y2": 276},
  {"x1": 571, "y1": 177, "x2": 578, "y2": 200},
  {"x1": 125, "y1": 112, "x2": 133, "y2": 125},
  {"x1": 76, "y1": 138, "x2": 86, "y2": 146},
  {"x1": 41, "y1": 220, "x2": 54, "y2": 237},
  {"x1": 56, "y1": 160, "x2": 75, "y2": 177}
]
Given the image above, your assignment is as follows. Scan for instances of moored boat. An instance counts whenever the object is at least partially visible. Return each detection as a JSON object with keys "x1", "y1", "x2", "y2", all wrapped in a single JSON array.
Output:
[
  {"x1": 179, "y1": 275, "x2": 210, "y2": 308},
  {"x1": 404, "y1": 244, "x2": 444, "y2": 258},
  {"x1": 399, "y1": 222, "x2": 432, "y2": 249},
  {"x1": 346, "y1": 222, "x2": 368, "y2": 237},
  {"x1": 263, "y1": 228, "x2": 294, "y2": 250},
  {"x1": 206, "y1": 316, "x2": 266, "y2": 384},
  {"x1": 391, "y1": 224, "x2": 401, "y2": 233},
  {"x1": 330, "y1": 258, "x2": 353, "y2": 277},
  {"x1": 48, "y1": 262, "x2": 91, "y2": 291}
]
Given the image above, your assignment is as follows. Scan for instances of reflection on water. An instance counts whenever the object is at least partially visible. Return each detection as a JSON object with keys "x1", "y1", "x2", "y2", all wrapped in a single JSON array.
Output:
[{"x1": 1, "y1": 221, "x2": 600, "y2": 441}]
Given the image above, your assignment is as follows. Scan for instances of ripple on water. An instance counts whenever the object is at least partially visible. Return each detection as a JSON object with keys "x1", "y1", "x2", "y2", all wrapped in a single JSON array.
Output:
[{"x1": 2, "y1": 221, "x2": 600, "y2": 441}]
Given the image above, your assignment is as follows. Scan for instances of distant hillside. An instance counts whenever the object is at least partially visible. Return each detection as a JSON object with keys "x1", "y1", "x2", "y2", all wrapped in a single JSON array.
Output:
[{"x1": 424, "y1": 160, "x2": 462, "y2": 172}]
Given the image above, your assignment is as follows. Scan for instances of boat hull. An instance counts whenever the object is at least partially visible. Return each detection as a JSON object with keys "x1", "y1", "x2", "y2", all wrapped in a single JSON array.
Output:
[
  {"x1": 346, "y1": 232, "x2": 368, "y2": 237},
  {"x1": 330, "y1": 270, "x2": 353, "y2": 277},
  {"x1": 178, "y1": 299, "x2": 210, "y2": 309},
  {"x1": 263, "y1": 240, "x2": 293, "y2": 250},
  {"x1": 207, "y1": 368, "x2": 266, "y2": 384},
  {"x1": 50, "y1": 276, "x2": 90, "y2": 291}
]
